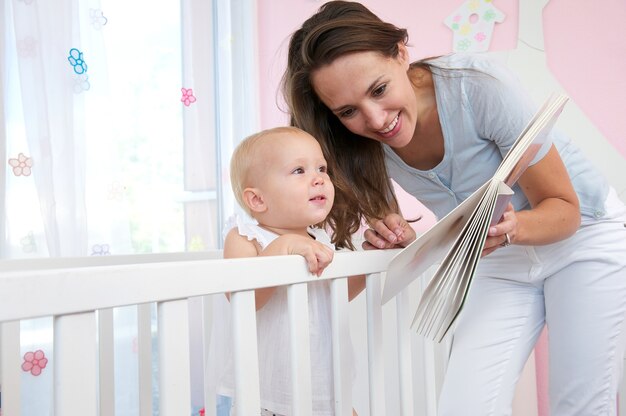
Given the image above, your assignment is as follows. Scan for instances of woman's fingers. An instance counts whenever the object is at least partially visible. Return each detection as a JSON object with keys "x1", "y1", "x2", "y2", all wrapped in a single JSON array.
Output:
[{"x1": 363, "y1": 214, "x2": 417, "y2": 249}]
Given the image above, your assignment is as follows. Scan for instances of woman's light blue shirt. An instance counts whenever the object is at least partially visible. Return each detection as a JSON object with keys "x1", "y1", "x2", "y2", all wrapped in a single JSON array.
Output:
[{"x1": 384, "y1": 53, "x2": 609, "y2": 222}]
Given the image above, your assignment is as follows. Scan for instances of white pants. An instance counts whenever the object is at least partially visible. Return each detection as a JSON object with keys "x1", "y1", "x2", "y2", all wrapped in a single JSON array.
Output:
[{"x1": 438, "y1": 214, "x2": 626, "y2": 416}]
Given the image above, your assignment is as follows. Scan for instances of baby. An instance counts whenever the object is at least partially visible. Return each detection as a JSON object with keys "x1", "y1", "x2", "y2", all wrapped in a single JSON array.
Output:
[{"x1": 220, "y1": 126, "x2": 362, "y2": 415}]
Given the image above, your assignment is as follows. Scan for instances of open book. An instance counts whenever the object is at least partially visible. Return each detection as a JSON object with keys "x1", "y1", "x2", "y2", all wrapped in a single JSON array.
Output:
[{"x1": 382, "y1": 93, "x2": 569, "y2": 342}]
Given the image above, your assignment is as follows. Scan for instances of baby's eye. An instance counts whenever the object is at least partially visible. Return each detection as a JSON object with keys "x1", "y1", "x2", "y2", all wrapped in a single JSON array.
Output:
[
  {"x1": 292, "y1": 167, "x2": 305, "y2": 174},
  {"x1": 318, "y1": 165, "x2": 327, "y2": 173},
  {"x1": 372, "y1": 84, "x2": 386, "y2": 97}
]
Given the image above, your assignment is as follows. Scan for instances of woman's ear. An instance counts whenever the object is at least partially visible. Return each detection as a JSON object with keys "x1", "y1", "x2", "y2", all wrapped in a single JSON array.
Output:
[
  {"x1": 397, "y1": 42, "x2": 410, "y2": 68},
  {"x1": 243, "y1": 188, "x2": 267, "y2": 213}
]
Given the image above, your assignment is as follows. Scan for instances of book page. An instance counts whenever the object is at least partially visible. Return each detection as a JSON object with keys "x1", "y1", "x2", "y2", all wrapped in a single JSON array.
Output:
[
  {"x1": 489, "y1": 185, "x2": 514, "y2": 227},
  {"x1": 382, "y1": 180, "x2": 491, "y2": 304},
  {"x1": 495, "y1": 93, "x2": 569, "y2": 186},
  {"x1": 411, "y1": 181, "x2": 512, "y2": 341}
]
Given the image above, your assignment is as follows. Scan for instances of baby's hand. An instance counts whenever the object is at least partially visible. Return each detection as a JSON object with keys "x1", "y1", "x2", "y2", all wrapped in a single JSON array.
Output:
[
  {"x1": 265, "y1": 234, "x2": 334, "y2": 276},
  {"x1": 362, "y1": 213, "x2": 417, "y2": 250}
]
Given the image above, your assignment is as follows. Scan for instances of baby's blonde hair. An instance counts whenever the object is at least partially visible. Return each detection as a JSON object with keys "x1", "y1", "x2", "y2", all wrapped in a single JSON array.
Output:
[{"x1": 230, "y1": 126, "x2": 306, "y2": 216}]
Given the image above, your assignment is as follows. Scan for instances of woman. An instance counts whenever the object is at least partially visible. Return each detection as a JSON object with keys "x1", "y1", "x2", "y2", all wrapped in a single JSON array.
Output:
[{"x1": 281, "y1": 1, "x2": 626, "y2": 415}]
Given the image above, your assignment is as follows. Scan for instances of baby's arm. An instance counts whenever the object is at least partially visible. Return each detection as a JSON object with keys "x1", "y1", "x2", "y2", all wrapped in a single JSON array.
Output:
[
  {"x1": 223, "y1": 228, "x2": 335, "y2": 310},
  {"x1": 261, "y1": 234, "x2": 334, "y2": 277},
  {"x1": 223, "y1": 228, "x2": 278, "y2": 310},
  {"x1": 263, "y1": 235, "x2": 370, "y2": 302}
]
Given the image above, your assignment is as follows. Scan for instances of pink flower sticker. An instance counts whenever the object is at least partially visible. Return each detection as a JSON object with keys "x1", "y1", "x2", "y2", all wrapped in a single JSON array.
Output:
[
  {"x1": 22, "y1": 349, "x2": 48, "y2": 376},
  {"x1": 181, "y1": 87, "x2": 197, "y2": 107},
  {"x1": 474, "y1": 32, "x2": 487, "y2": 42},
  {"x1": 8, "y1": 153, "x2": 33, "y2": 176}
]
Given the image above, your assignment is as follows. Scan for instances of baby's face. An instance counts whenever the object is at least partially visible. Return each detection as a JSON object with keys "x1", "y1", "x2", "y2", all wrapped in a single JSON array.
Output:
[{"x1": 253, "y1": 130, "x2": 334, "y2": 229}]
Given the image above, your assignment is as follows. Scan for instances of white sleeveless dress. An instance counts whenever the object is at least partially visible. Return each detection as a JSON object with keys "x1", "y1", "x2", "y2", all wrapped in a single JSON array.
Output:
[{"x1": 218, "y1": 216, "x2": 337, "y2": 416}]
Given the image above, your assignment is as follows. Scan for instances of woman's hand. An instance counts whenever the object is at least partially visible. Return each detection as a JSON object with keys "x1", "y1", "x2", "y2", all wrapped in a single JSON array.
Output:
[
  {"x1": 362, "y1": 213, "x2": 417, "y2": 250},
  {"x1": 482, "y1": 202, "x2": 517, "y2": 257}
]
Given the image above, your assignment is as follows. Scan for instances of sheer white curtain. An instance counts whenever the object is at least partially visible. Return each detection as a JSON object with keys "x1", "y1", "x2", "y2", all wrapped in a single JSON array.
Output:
[
  {"x1": 3, "y1": 0, "x2": 108, "y2": 413},
  {"x1": 1, "y1": 0, "x2": 257, "y2": 413},
  {"x1": 200, "y1": 1, "x2": 259, "y2": 414}
]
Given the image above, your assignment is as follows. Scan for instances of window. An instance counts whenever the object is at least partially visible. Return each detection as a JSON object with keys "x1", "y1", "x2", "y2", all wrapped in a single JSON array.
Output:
[{"x1": 2, "y1": 0, "x2": 258, "y2": 413}]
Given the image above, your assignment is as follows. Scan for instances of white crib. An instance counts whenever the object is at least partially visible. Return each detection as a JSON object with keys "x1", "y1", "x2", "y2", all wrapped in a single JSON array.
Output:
[{"x1": 0, "y1": 250, "x2": 451, "y2": 416}]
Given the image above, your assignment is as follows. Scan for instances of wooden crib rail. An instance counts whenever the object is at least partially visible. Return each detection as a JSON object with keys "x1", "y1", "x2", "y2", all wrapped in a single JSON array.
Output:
[
  {"x1": 0, "y1": 250, "x2": 396, "y2": 322},
  {"x1": 0, "y1": 249, "x2": 445, "y2": 416}
]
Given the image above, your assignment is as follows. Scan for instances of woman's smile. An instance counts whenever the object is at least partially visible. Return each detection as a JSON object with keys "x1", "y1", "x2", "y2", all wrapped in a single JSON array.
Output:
[{"x1": 377, "y1": 112, "x2": 402, "y2": 139}]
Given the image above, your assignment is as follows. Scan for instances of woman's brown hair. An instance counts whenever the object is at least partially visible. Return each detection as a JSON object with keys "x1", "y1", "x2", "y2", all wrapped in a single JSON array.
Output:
[{"x1": 282, "y1": 1, "x2": 408, "y2": 249}]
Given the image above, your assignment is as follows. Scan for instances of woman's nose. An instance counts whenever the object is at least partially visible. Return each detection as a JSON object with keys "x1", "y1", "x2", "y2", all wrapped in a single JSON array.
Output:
[{"x1": 363, "y1": 106, "x2": 386, "y2": 130}]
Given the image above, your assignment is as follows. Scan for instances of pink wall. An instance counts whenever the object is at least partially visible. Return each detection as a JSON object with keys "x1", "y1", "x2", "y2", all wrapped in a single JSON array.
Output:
[{"x1": 543, "y1": 0, "x2": 626, "y2": 157}]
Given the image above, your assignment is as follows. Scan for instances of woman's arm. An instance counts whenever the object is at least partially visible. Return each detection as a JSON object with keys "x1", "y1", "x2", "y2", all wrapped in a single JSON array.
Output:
[{"x1": 485, "y1": 145, "x2": 580, "y2": 251}]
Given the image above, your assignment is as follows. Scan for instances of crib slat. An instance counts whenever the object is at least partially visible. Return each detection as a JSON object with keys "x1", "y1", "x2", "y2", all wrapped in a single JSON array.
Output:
[
  {"x1": 0, "y1": 321, "x2": 21, "y2": 416},
  {"x1": 330, "y1": 277, "x2": 352, "y2": 416},
  {"x1": 396, "y1": 289, "x2": 415, "y2": 416},
  {"x1": 418, "y1": 274, "x2": 439, "y2": 416},
  {"x1": 288, "y1": 282, "x2": 313, "y2": 416},
  {"x1": 54, "y1": 312, "x2": 98, "y2": 415},
  {"x1": 158, "y1": 300, "x2": 192, "y2": 415},
  {"x1": 366, "y1": 273, "x2": 386, "y2": 416},
  {"x1": 231, "y1": 289, "x2": 261, "y2": 415},
  {"x1": 201, "y1": 295, "x2": 216, "y2": 416},
  {"x1": 137, "y1": 303, "x2": 154, "y2": 416},
  {"x1": 98, "y1": 308, "x2": 115, "y2": 416}
]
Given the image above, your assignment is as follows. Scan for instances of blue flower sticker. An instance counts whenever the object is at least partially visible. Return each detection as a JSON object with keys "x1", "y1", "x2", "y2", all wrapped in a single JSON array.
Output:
[{"x1": 68, "y1": 48, "x2": 88, "y2": 74}]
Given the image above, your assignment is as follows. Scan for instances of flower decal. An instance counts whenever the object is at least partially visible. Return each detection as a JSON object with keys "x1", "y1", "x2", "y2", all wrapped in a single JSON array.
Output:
[
  {"x1": 21, "y1": 231, "x2": 37, "y2": 253},
  {"x1": 68, "y1": 48, "x2": 88, "y2": 74},
  {"x1": 8, "y1": 153, "x2": 33, "y2": 176},
  {"x1": 22, "y1": 350, "x2": 48, "y2": 376},
  {"x1": 90, "y1": 8, "x2": 108, "y2": 29},
  {"x1": 73, "y1": 74, "x2": 91, "y2": 93},
  {"x1": 456, "y1": 38, "x2": 472, "y2": 51},
  {"x1": 459, "y1": 23, "x2": 472, "y2": 36},
  {"x1": 91, "y1": 244, "x2": 111, "y2": 256},
  {"x1": 17, "y1": 37, "x2": 38, "y2": 58},
  {"x1": 181, "y1": 88, "x2": 197, "y2": 107},
  {"x1": 188, "y1": 235, "x2": 206, "y2": 251},
  {"x1": 474, "y1": 32, "x2": 486, "y2": 42},
  {"x1": 107, "y1": 181, "x2": 127, "y2": 201},
  {"x1": 484, "y1": 9, "x2": 497, "y2": 22}
]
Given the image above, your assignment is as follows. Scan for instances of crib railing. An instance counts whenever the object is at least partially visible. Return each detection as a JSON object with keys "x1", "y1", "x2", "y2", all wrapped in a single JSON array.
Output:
[{"x1": 0, "y1": 250, "x2": 447, "y2": 416}]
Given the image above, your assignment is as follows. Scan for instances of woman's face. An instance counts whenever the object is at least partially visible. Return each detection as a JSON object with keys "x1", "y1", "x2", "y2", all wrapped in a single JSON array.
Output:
[{"x1": 311, "y1": 47, "x2": 417, "y2": 149}]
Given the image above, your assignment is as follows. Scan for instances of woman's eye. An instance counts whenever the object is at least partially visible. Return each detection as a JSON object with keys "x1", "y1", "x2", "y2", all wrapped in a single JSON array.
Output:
[
  {"x1": 372, "y1": 84, "x2": 386, "y2": 97},
  {"x1": 339, "y1": 108, "x2": 355, "y2": 118}
]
